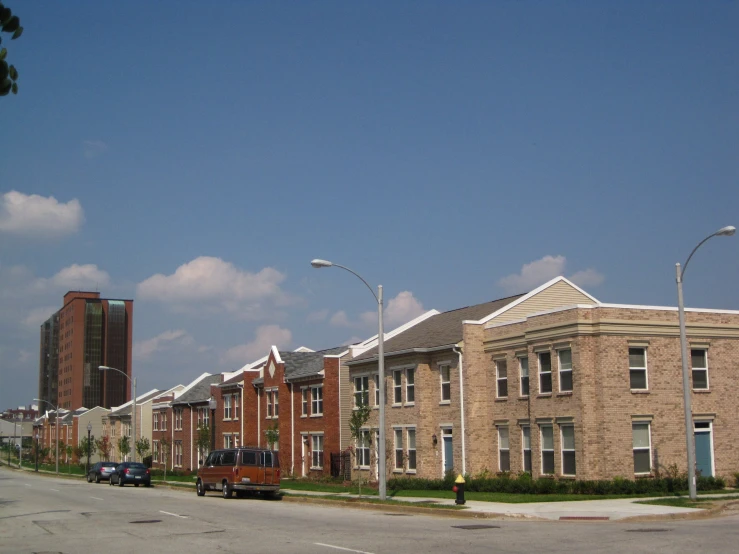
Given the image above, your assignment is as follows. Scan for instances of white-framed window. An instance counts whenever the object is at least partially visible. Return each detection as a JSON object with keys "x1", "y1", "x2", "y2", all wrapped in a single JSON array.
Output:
[
  {"x1": 233, "y1": 393, "x2": 240, "y2": 420},
  {"x1": 311, "y1": 386, "x2": 323, "y2": 416},
  {"x1": 519, "y1": 356, "x2": 529, "y2": 397},
  {"x1": 558, "y1": 349, "x2": 573, "y2": 392},
  {"x1": 373, "y1": 374, "x2": 380, "y2": 406},
  {"x1": 560, "y1": 424, "x2": 576, "y2": 476},
  {"x1": 394, "y1": 428, "x2": 404, "y2": 470},
  {"x1": 540, "y1": 425, "x2": 554, "y2": 474},
  {"x1": 633, "y1": 423, "x2": 652, "y2": 474},
  {"x1": 301, "y1": 388, "x2": 308, "y2": 416},
  {"x1": 496, "y1": 359, "x2": 508, "y2": 398},
  {"x1": 174, "y1": 441, "x2": 183, "y2": 467},
  {"x1": 405, "y1": 368, "x2": 415, "y2": 404},
  {"x1": 539, "y1": 352, "x2": 552, "y2": 394},
  {"x1": 357, "y1": 430, "x2": 371, "y2": 468},
  {"x1": 522, "y1": 426, "x2": 532, "y2": 473},
  {"x1": 152, "y1": 440, "x2": 159, "y2": 463},
  {"x1": 233, "y1": 434, "x2": 239, "y2": 447},
  {"x1": 354, "y1": 376, "x2": 369, "y2": 408},
  {"x1": 629, "y1": 347, "x2": 648, "y2": 390},
  {"x1": 393, "y1": 370, "x2": 402, "y2": 404},
  {"x1": 498, "y1": 426, "x2": 510, "y2": 472},
  {"x1": 407, "y1": 428, "x2": 417, "y2": 471},
  {"x1": 197, "y1": 407, "x2": 209, "y2": 427},
  {"x1": 311, "y1": 435, "x2": 324, "y2": 469},
  {"x1": 224, "y1": 395, "x2": 232, "y2": 420},
  {"x1": 161, "y1": 413, "x2": 167, "y2": 431},
  {"x1": 266, "y1": 390, "x2": 278, "y2": 418},
  {"x1": 174, "y1": 408, "x2": 183, "y2": 430},
  {"x1": 224, "y1": 434, "x2": 233, "y2": 449},
  {"x1": 440, "y1": 365, "x2": 451, "y2": 403},
  {"x1": 153, "y1": 412, "x2": 159, "y2": 431},
  {"x1": 691, "y1": 349, "x2": 709, "y2": 390}
]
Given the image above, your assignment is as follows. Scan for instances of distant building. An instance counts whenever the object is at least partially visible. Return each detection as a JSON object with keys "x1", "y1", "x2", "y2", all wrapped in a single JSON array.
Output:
[{"x1": 38, "y1": 291, "x2": 134, "y2": 411}]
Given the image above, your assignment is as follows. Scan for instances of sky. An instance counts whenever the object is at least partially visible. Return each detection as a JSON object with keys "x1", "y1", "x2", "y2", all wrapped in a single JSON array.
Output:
[{"x1": 1, "y1": 1, "x2": 737, "y2": 410}]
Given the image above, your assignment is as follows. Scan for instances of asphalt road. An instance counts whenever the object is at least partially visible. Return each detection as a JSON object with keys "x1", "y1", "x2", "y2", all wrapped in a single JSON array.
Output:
[{"x1": 2, "y1": 467, "x2": 739, "y2": 554}]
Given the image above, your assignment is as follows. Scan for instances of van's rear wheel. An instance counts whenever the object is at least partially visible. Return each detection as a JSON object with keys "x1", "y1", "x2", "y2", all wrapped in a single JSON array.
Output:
[
  {"x1": 222, "y1": 481, "x2": 232, "y2": 499},
  {"x1": 196, "y1": 479, "x2": 205, "y2": 497}
]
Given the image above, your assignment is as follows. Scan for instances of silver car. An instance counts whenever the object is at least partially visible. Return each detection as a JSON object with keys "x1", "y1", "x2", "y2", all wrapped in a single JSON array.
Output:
[{"x1": 87, "y1": 461, "x2": 118, "y2": 483}]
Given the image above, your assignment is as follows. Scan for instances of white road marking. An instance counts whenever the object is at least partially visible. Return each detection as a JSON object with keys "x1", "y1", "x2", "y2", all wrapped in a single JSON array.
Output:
[
  {"x1": 49, "y1": 488, "x2": 59, "y2": 492},
  {"x1": 314, "y1": 544, "x2": 375, "y2": 554},
  {"x1": 159, "y1": 510, "x2": 188, "y2": 519},
  {"x1": 23, "y1": 483, "x2": 31, "y2": 487},
  {"x1": 90, "y1": 496, "x2": 104, "y2": 501}
]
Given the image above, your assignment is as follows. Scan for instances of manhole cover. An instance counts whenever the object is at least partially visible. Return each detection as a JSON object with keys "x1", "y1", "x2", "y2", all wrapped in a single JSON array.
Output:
[
  {"x1": 452, "y1": 525, "x2": 500, "y2": 530},
  {"x1": 626, "y1": 529, "x2": 672, "y2": 533},
  {"x1": 130, "y1": 519, "x2": 162, "y2": 524}
]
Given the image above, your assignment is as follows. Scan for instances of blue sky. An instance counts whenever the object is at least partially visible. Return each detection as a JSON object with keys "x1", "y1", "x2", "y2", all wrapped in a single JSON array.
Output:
[{"x1": 1, "y1": 1, "x2": 737, "y2": 410}]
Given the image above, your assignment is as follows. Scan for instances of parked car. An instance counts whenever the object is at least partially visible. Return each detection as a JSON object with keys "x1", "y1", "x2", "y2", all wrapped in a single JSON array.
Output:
[
  {"x1": 109, "y1": 462, "x2": 151, "y2": 487},
  {"x1": 196, "y1": 447, "x2": 280, "y2": 499},
  {"x1": 87, "y1": 461, "x2": 118, "y2": 483}
]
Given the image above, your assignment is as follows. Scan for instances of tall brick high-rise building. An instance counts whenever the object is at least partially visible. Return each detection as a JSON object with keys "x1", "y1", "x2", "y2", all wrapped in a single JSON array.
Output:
[{"x1": 38, "y1": 291, "x2": 134, "y2": 411}]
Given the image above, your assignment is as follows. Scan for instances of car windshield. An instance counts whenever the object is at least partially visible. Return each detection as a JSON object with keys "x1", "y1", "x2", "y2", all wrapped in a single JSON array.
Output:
[
  {"x1": 128, "y1": 463, "x2": 146, "y2": 469},
  {"x1": 102, "y1": 463, "x2": 117, "y2": 468}
]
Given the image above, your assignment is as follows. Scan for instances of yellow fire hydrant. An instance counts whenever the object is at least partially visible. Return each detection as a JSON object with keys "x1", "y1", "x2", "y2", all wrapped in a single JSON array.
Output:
[{"x1": 452, "y1": 473, "x2": 466, "y2": 505}]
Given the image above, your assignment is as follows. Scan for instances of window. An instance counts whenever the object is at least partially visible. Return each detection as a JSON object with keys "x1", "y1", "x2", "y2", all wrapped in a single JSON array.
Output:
[
  {"x1": 311, "y1": 386, "x2": 323, "y2": 415},
  {"x1": 224, "y1": 434, "x2": 233, "y2": 449},
  {"x1": 498, "y1": 426, "x2": 510, "y2": 472},
  {"x1": 393, "y1": 370, "x2": 402, "y2": 404},
  {"x1": 153, "y1": 413, "x2": 159, "y2": 431},
  {"x1": 233, "y1": 393, "x2": 240, "y2": 420},
  {"x1": 540, "y1": 425, "x2": 554, "y2": 474},
  {"x1": 174, "y1": 441, "x2": 182, "y2": 467},
  {"x1": 273, "y1": 391, "x2": 279, "y2": 417},
  {"x1": 161, "y1": 413, "x2": 167, "y2": 431},
  {"x1": 354, "y1": 376, "x2": 369, "y2": 408},
  {"x1": 357, "y1": 430, "x2": 370, "y2": 468},
  {"x1": 629, "y1": 347, "x2": 648, "y2": 390},
  {"x1": 405, "y1": 369, "x2": 415, "y2": 404},
  {"x1": 633, "y1": 423, "x2": 651, "y2": 474},
  {"x1": 394, "y1": 429, "x2": 404, "y2": 470},
  {"x1": 152, "y1": 440, "x2": 159, "y2": 463},
  {"x1": 691, "y1": 349, "x2": 709, "y2": 390},
  {"x1": 197, "y1": 407, "x2": 209, "y2": 427},
  {"x1": 561, "y1": 425, "x2": 576, "y2": 475},
  {"x1": 440, "y1": 365, "x2": 451, "y2": 402},
  {"x1": 311, "y1": 435, "x2": 324, "y2": 469},
  {"x1": 174, "y1": 408, "x2": 182, "y2": 430},
  {"x1": 224, "y1": 394, "x2": 232, "y2": 419},
  {"x1": 234, "y1": 434, "x2": 239, "y2": 448},
  {"x1": 519, "y1": 357, "x2": 529, "y2": 397},
  {"x1": 266, "y1": 390, "x2": 278, "y2": 418},
  {"x1": 301, "y1": 388, "x2": 308, "y2": 416},
  {"x1": 522, "y1": 426, "x2": 532, "y2": 473},
  {"x1": 558, "y1": 349, "x2": 573, "y2": 392},
  {"x1": 496, "y1": 359, "x2": 508, "y2": 398},
  {"x1": 538, "y1": 352, "x2": 552, "y2": 394},
  {"x1": 373, "y1": 374, "x2": 380, "y2": 406},
  {"x1": 407, "y1": 429, "x2": 417, "y2": 471}
]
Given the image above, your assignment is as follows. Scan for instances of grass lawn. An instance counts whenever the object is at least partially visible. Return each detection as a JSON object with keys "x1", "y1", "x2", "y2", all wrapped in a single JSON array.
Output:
[
  {"x1": 285, "y1": 492, "x2": 465, "y2": 510},
  {"x1": 636, "y1": 494, "x2": 739, "y2": 509}
]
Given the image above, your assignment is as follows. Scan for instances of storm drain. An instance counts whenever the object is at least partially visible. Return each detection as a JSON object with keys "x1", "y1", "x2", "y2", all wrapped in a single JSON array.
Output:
[
  {"x1": 452, "y1": 525, "x2": 501, "y2": 530},
  {"x1": 626, "y1": 528, "x2": 672, "y2": 533},
  {"x1": 130, "y1": 519, "x2": 162, "y2": 524}
]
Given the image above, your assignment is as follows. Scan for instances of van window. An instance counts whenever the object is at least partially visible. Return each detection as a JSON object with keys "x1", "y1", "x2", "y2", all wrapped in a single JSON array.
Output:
[
  {"x1": 241, "y1": 451, "x2": 257, "y2": 466},
  {"x1": 205, "y1": 452, "x2": 218, "y2": 466},
  {"x1": 262, "y1": 451, "x2": 279, "y2": 467},
  {"x1": 221, "y1": 451, "x2": 236, "y2": 466}
]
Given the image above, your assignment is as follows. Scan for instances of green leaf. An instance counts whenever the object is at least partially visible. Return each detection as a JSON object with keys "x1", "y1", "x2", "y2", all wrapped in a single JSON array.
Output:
[
  {"x1": 0, "y1": 7, "x2": 11, "y2": 26},
  {"x1": 1, "y1": 15, "x2": 19, "y2": 33},
  {"x1": 0, "y1": 47, "x2": 6, "y2": 61},
  {"x1": 11, "y1": 81, "x2": 16, "y2": 94},
  {"x1": 8, "y1": 63, "x2": 15, "y2": 80},
  {"x1": 11, "y1": 25, "x2": 22, "y2": 40},
  {"x1": 0, "y1": 60, "x2": 7, "y2": 80},
  {"x1": 0, "y1": 77, "x2": 11, "y2": 96}
]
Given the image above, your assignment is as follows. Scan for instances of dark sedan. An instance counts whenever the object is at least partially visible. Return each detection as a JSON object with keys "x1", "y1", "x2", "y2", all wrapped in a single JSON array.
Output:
[
  {"x1": 109, "y1": 462, "x2": 151, "y2": 487},
  {"x1": 87, "y1": 461, "x2": 118, "y2": 483}
]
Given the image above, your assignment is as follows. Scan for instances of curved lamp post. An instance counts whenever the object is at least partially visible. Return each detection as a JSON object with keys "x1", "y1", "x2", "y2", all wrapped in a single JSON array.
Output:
[
  {"x1": 33, "y1": 398, "x2": 60, "y2": 474},
  {"x1": 99, "y1": 366, "x2": 136, "y2": 462},
  {"x1": 676, "y1": 225, "x2": 735, "y2": 500},
  {"x1": 311, "y1": 259, "x2": 387, "y2": 501}
]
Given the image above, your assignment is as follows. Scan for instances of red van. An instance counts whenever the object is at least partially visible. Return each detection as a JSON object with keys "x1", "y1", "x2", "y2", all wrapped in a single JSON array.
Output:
[{"x1": 196, "y1": 447, "x2": 280, "y2": 499}]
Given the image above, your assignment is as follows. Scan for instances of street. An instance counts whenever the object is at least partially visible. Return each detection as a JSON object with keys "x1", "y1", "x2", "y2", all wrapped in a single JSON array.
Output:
[{"x1": 2, "y1": 467, "x2": 739, "y2": 554}]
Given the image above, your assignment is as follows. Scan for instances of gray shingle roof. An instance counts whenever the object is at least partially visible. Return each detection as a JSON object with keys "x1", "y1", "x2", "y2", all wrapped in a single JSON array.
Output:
[
  {"x1": 351, "y1": 294, "x2": 524, "y2": 362},
  {"x1": 172, "y1": 374, "x2": 222, "y2": 405},
  {"x1": 250, "y1": 346, "x2": 346, "y2": 386},
  {"x1": 109, "y1": 390, "x2": 162, "y2": 416}
]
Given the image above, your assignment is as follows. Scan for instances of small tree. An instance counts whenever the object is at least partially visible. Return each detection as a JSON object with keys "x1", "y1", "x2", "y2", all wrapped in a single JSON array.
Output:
[
  {"x1": 135, "y1": 437, "x2": 150, "y2": 461},
  {"x1": 348, "y1": 399, "x2": 371, "y2": 497},
  {"x1": 195, "y1": 424, "x2": 210, "y2": 464},
  {"x1": 95, "y1": 435, "x2": 113, "y2": 461},
  {"x1": 265, "y1": 423, "x2": 279, "y2": 450},
  {"x1": 75, "y1": 440, "x2": 88, "y2": 465},
  {"x1": 117, "y1": 436, "x2": 131, "y2": 462},
  {"x1": 159, "y1": 437, "x2": 171, "y2": 481}
]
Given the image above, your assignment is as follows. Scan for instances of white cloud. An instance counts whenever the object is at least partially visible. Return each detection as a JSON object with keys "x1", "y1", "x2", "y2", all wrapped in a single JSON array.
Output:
[
  {"x1": 32, "y1": 264, "x2": 111, "y2": 293},
  {"x1": 133, "y1": 329, "x2": 193, "y2": 359},
  {"x1": 137, "y1": 256, "x2": 294, "y2": 317},
  {"x1": 0, "y1": 191, "x2": 84, "y2": 237},
  {"x1": 220, "y1": 325, "x2": 292, "y2": 367},
  {"x1": 329, "y1": 310, "x2": 351, "y2": 327},
  {"x1": 360, "y1": 291, "x2": 426, "y2": 328},
  {"x1": 22, "y1": 306, "x2": 59, "y2": 328},
  {"x1": 83, "y1": 140, "x2": 108, "y2": 159},
  {"x1": 498, "y1": 255, "x2": 604, "y2": 294}
]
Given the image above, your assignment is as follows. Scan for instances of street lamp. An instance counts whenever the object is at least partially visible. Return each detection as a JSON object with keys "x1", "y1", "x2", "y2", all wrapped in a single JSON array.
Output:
[
  {"x1": 86, "y1": 422, "x2": 92, "y2": 474},
  {"x1": 99, "y1": 365, "x2": 136, "y2": 462},
  {"x1": 311, "y1": 258, "x2": 387, "y2": 500},
  {"x1": 676, "y1": 225, "x2": 735, "y2": 501},
  {"x1": 33, "y1": 398, "x2": 60, "y2": 475}
]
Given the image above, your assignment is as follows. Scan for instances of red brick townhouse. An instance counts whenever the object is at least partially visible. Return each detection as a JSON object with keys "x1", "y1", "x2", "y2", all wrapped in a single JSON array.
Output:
[
  {"x1": 214, "y1": 365, "x2": 264, "y2": 454},
  {"x1": 151, "y1": 384, "x2": 185, "y2": 470}
]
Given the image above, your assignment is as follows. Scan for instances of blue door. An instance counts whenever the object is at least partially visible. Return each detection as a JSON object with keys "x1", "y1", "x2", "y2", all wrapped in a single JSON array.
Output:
[
  {"x1": 443, "y1": 435, "x2": 453, "y2": 473},
  {"x1": 695, "y1": 431, "x2": 713, "y2": 477}
]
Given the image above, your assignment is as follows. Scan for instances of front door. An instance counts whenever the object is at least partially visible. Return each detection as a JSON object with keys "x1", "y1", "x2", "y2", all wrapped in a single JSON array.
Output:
[
  {"x1": 442, "y1": 429, "x2": 453, "y2": 475},
  {"x1": 694, "y1": 422, "x2": 714, "y2": 477}
]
